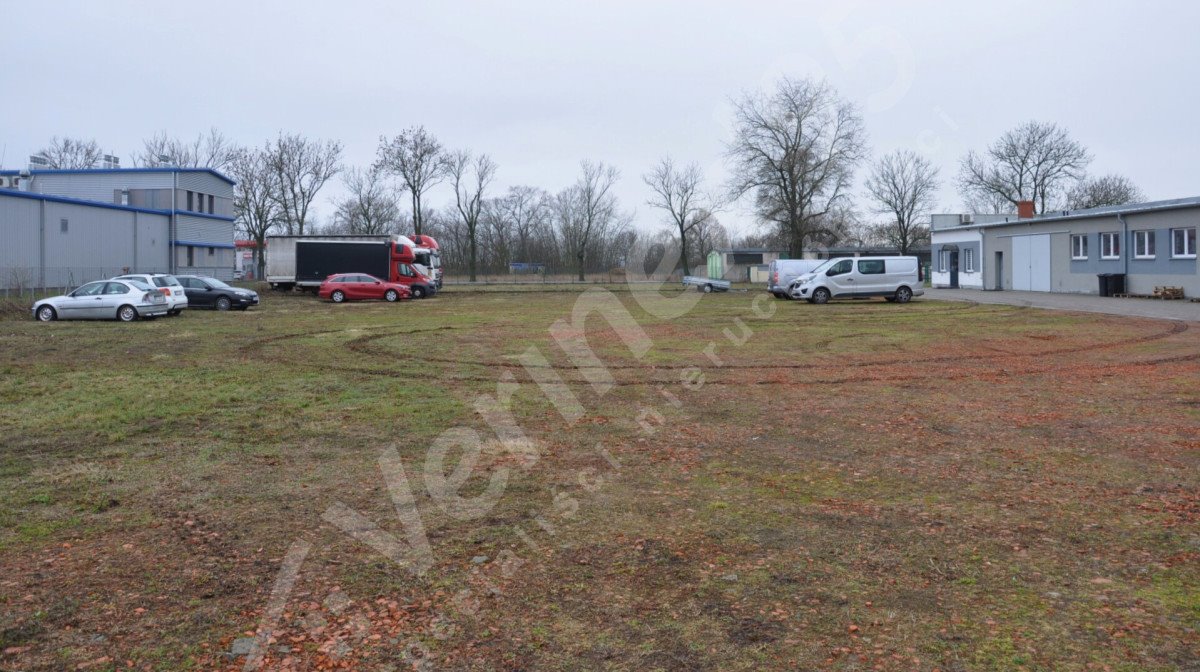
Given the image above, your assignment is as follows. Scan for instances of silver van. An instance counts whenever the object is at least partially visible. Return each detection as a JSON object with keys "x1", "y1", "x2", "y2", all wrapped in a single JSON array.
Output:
[
  {"x1": 790, "y1": 256, "x2": 924, "y2": 304},
  {"x1": 767, "y1": 259, "x2": 824, "y2": 299}
]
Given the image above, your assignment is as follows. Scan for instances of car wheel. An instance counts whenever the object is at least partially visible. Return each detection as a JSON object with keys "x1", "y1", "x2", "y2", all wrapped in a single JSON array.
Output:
[
  {"x1": 117, "y1": 305, "x2": 138, "y2": 322},
  {"x1": 411, "y1": 286, "x2": 426, "y2": 299},
  {"x1": 895, "y1": 286, "x2": 913, "y2": 303},
  {"x1": 215, "y1": 296, "x2": 232, "y2": 311},
  {"x1": 812, "y1": 287, "x2": 831, "y2": 304},
  {"x1": 35, "y1": 305, "x2": 56, "y2": 322},
  {"x1": 331, "y1": 290, "x2": 346, "y2": 303},
  {"x1": 384, "y1": 289, "x2": 399, "y2": 302}
]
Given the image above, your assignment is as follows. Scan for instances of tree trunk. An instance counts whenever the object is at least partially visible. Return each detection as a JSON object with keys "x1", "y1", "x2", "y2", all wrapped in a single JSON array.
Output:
[
  {"x1": 412, "y1": 192, "x2": 422, "y2": 235},
  {"x1": 577, "y1": 253, "x2": 585, "y2": 282},
  {"x1": 469, "y1": 231, "x2": 478, "y2": 282},
  {"x1": 679, "y1": 225, "x2": 691, "y2": 276}
]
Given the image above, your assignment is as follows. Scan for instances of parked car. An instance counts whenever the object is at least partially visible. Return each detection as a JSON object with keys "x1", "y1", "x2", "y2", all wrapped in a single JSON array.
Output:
[
  {"x1": 32, "y1": 279, "x2": 169, "y2": 322},
  {"x1": 318, "y1": 273, "x2": 413, "y2": 303},
  {"x1": 767, "y1": 259, "x2": 825, "y2": 299},
  {"x1": 112, "y1": 273, "x2": 189, "y2": 316},
  {"x1": 790, "y1": 256, "x2": 924, "y2": 304},
  {"x1": 175, "y1": 275, "x2": 260, "y2": 311}
]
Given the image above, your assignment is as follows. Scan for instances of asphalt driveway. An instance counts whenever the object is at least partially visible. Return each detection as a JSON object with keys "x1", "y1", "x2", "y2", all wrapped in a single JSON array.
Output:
[{"x1": 925, "y1": 287, "x2": 1200, "y2": 322}]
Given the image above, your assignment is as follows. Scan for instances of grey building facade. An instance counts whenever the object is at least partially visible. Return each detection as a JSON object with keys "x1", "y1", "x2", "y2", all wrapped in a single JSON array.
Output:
[
  {"x1": 0, "y1": 168, "x2": 237, "y2": 288},
  {"x1": 930, "y1": 198, "x2": 1199, "y2": 296}
]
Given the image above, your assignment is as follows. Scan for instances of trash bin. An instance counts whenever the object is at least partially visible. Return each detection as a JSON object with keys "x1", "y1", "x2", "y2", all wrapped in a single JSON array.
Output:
[
  {"x1": 1109, "y1": 273, "x2": 1126, "y2": 296},
  {"x1": 1098, "y1": 273, "x2": 1112, "y2": 297}
]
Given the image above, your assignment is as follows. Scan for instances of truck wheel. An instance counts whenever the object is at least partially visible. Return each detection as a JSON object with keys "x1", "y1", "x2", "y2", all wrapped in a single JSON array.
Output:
[
  {"x1": 894, "y1": 286, "x2": 913, "y2": 303},
  {"x1": 384, "y1": 289, "x2": 399, "y2": 302},
  {"x1": 812, "y1": 288, "x2": 831, "y2": 304},
  {"x1": 331, "y1": 290, "x2": 346, "y2": 303},
  {"x1": 411, "y1": 286, "x2": 427, "y2": 299}
]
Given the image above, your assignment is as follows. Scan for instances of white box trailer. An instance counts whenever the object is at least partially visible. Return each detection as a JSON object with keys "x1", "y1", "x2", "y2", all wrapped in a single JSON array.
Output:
[{"x1": 266, "y1": 234, "x2": 396, "y2": 290}]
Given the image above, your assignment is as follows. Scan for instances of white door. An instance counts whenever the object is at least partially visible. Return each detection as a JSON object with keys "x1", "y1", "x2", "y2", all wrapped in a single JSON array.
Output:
[
  {"x1": 1028, "y1": 235, "x2": 1051, "y2": 292},
  {"x1": 1012, "y1": 236, "x2": 1031, "y2": 291}
]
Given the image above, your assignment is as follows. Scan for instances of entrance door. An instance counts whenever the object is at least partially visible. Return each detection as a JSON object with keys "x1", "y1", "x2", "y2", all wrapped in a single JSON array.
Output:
[
  {"x1": 949, "y1": 250, "x2": 960, "y2": 289},
  {"x1": 995, "y1": 251, "x2": 1003, "y2": 290},
  {"x1": 1011, "y1": 235, "x2": 1051, "y2": 291}
]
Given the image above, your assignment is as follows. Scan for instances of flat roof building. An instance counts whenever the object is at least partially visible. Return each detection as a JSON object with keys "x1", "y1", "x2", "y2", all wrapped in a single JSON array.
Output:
[{"x1": 0, "y1": 167, "x2": 237, "y2": 289}]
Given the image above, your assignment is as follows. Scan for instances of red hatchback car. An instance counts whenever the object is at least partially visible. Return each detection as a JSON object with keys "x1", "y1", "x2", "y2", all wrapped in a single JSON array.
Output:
[{"x1": 318, "y1": 274, "x2": 412, "y2": 303}]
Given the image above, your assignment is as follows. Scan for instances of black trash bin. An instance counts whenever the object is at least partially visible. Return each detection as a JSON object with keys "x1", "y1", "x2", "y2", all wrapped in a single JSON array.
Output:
[
  {"x1": 1098, "y1": 273, "x2": 1112, "y2": 297},
  {"x1": 1109, "y1": 273, "x2": 1126, "y2": 296}
]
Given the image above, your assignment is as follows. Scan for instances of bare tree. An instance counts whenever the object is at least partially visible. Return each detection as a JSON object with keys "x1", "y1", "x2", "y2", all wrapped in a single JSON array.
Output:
[
  {"x1": 228, "y1": 148, "x2": 283, "y2": 279},
  {"x1": 962, "y1": 189, "x2": 1015, "y2": 215},
  {"x1": 135, "y1": 128, "x2": 239, "y2": 170},
  {"x1": 726, "y1": 77, "x2": 867, "y2": 257},
  {"x1": 555, "y1": 161, "x2": 627, "y2": 281},
  {"x1": 332, "y1": 167, "x2": 401, "y2": 235},
  {"x1": 644, "y1": 157, "x2": 716, "y2": 275},
  {"x1": 375, "y1": 126, "x2": 447, "y2": 236},
  {"x1": 957, "y1": 121, "x2": 1091, "y2": 214},
  {"x1": 448, "y1": 150, "x2": 498, "y2": 282},
  {"x1": 1065, "y1": 174, "x2": 1146, "y2": 210},
  {"x1": 34, "y1": 136, "x2": 103, "y2": 169},
  {"x1": 490, "y1": 186, "x2": 552, "y2": 266},
  {"x1": 865, "y1": 150, "x2": 939, "y2": 254},
  {"x1": 265, "y1": 133, "x2": 343, "y2": 235}
]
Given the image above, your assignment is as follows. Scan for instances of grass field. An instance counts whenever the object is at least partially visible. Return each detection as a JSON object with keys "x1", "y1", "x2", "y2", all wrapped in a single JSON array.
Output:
[{"x1": 1, "y1": 287, "x2": 1198, "y2": 671}]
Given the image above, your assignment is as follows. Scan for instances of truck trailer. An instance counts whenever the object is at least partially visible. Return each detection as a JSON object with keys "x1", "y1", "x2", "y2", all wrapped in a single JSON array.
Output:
[{"x1": 266, "y1": 235, "x2": 439, "y2": 298}]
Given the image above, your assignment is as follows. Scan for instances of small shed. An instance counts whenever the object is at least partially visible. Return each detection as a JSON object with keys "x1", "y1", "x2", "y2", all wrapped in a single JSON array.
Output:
[{"x1": 707, "y1": 248, "x2": 785, "y2": 281}]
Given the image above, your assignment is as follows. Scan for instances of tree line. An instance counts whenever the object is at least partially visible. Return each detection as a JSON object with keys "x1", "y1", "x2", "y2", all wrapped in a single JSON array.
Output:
[{"x1": 27, "y1": 77, "x2": 1148, "y2": 280}]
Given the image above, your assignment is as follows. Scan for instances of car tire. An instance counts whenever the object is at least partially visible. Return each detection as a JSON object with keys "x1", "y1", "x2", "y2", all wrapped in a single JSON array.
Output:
[
  {"x1": 215, "y1": 296, "x2": 232, "y2": 311},
  {"x1": 384, "y1": 289, "x2": 399, "y2": 302},
  {"x1": 895, "y1": 286, "x2": 913, "y2": 303},
  {"x1": 331, "y1": 290, "x2": 346, "y2": 303},
  {"x1": 411, "y1": 286, "x2": 426, "y2": 299},
  {"x1": 117, "y1": 305, "x2": 138, "y2": 322},
  {"x1": 812, "y1": 287, "x2": 831, "y2": 304},
  {"x1": 35, "y1": 305, "x2": 56, "y2": 322}
]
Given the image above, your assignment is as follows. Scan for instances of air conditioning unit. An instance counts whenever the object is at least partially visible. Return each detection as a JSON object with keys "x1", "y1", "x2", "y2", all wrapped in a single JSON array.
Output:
[
  {"x1": 960, "y1": 214, "x2": 975, "y2": 225},
  {"x1": 100, "y1": 154, "x2": 120, "y2": 169},
  {"x1": 0, "y1": 176, "x2": 11, "y2": 188}
]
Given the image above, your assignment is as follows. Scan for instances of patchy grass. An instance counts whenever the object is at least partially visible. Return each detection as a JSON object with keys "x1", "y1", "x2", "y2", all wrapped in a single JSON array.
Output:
[{"x1": 0, "y1": 288, "x2": 1197, "y2": 670}]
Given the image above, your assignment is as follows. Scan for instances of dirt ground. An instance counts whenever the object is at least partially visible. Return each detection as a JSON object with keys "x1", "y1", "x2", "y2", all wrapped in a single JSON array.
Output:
[{"x1": 0, "y1": 287, "x2": 1197, "y2": 671}]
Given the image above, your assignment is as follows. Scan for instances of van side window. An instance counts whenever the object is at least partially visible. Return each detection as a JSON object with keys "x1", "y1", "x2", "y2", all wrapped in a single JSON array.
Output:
[
  {"x1": 857, "y1": 260, "x2": 885, "y2": 275},
  {"x1": 826, "y1": 260, "x2": 853, "y2": 276}
]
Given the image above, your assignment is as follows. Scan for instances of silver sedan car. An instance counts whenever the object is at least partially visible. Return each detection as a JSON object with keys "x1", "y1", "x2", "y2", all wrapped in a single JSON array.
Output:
[{"x1": 32, "y1": 279, "x2": 170, "y2": 322}]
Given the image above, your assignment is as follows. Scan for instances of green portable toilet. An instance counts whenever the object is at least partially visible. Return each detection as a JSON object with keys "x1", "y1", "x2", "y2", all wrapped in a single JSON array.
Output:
[{"x1": 707, "y1": 251, "x2": 723, "y2": 279}]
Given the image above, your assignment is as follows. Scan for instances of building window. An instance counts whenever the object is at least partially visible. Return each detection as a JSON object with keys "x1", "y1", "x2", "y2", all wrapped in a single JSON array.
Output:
[
  {"x1": 1133, "y1": 230, "x2": 1155, "y2": 259},
  {"x1": 1100, "y1": 232, "x2": 1120, "y2": 260},
  {"x1": 208, "y1": 194, "x2": 215, "y2": 214},
  {"x1": 60, "y1": 218, "x2": 68, "y2": 233},
  {"x1": 1171, "y1": 227, "x2": 1197, "y2": 258},
  {"x1": 938, "y1": 250, "x2": 948, "y2": 272},
  {"x1": 963, "y1": 248, "x2": 975, "y2": 272},
  {"x1": 1070, "y1": 234, "x2": 1088, "y2": 260},
  {"x1": 186, "y1": 191, "x2": 194, "y2": 211},
  {"x1": 187, "y1": 246, "x2": 194, "y2": 266},
  {"x1": 208, "y1": 247, "x2": 215, "y2": 256}
]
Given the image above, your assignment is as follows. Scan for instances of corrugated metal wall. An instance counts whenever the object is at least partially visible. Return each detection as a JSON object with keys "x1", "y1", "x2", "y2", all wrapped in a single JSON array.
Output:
[
  {"x1": 0, "y1": 194, "x2": 170, "y2": 289},
  {"x1": 30, "y1": 173, "x2": 173, "y2": 205},
  {"x1": 175, "y1": 214, "x2": 235, "y2": 246}
]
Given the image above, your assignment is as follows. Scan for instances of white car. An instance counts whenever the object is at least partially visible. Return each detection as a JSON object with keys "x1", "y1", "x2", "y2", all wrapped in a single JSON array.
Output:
[
  {"x1": 112, "y1": 273, "x2": 189, "y2": 316},
  {"x1": 32, "y1": 279, "x2": 169, "y2": 322},
  {"x1": 790, "y1": 256, "x2": 925, "y2": 304}
]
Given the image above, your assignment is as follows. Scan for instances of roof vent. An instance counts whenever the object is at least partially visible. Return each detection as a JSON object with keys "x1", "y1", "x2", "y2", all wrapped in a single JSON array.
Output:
[
  {"x1": 101, "y1": 154, "x2": 120, "y2": 169},
  {"x1": 28, "y1": 154, "x2": 50, "y2": 169}
]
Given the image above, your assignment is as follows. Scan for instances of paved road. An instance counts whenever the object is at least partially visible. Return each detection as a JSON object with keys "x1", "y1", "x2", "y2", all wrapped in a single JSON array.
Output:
[{"x1": 924, "y1": 288, "x2": 1200, "y2": 322}]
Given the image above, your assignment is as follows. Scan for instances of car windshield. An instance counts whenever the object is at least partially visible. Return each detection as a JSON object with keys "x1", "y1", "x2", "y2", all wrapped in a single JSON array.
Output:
[{"x1": 807, "y1": 259, "x2": 836, "y2": 275}]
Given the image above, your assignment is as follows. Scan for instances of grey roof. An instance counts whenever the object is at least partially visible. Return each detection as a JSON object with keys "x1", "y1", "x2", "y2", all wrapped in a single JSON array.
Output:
[
  {"x1": 714, "y1": 248, "x2": 785, "y2": 254},
  {"x1": 944, "y1": 196, "x2": 1200, "y2": 230}
]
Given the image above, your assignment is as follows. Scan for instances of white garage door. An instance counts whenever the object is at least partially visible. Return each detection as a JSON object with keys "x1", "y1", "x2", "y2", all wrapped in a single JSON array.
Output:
[{"x1": 1011, "y1": 234, "x2": 1051, "y2": 292}]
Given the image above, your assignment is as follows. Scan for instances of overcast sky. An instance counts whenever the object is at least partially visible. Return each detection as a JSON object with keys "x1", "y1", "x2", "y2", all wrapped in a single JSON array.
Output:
[{"x1": 3, "y1": 0, "x2": 1198, "y2": 238}]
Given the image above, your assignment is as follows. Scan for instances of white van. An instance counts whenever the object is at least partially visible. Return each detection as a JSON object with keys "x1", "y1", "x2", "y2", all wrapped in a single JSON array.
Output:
[
  {"x1": 767, "y1": 259, "x2": 825, "y2": 299},
  {"x1": 790, "y1": 256, "x2": 924, "y2": 304}
]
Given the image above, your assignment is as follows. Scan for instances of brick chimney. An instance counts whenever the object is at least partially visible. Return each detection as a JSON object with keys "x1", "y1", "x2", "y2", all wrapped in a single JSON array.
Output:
[{"x1": 1017, "y1": 200, "x2": 1035, "y2": 219}]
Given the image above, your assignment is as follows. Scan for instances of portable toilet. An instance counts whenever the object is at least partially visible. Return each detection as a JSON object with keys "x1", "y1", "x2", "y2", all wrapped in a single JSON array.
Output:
[{"x1": 706, "y1": 250, "x2": 723, "y2": 279}]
